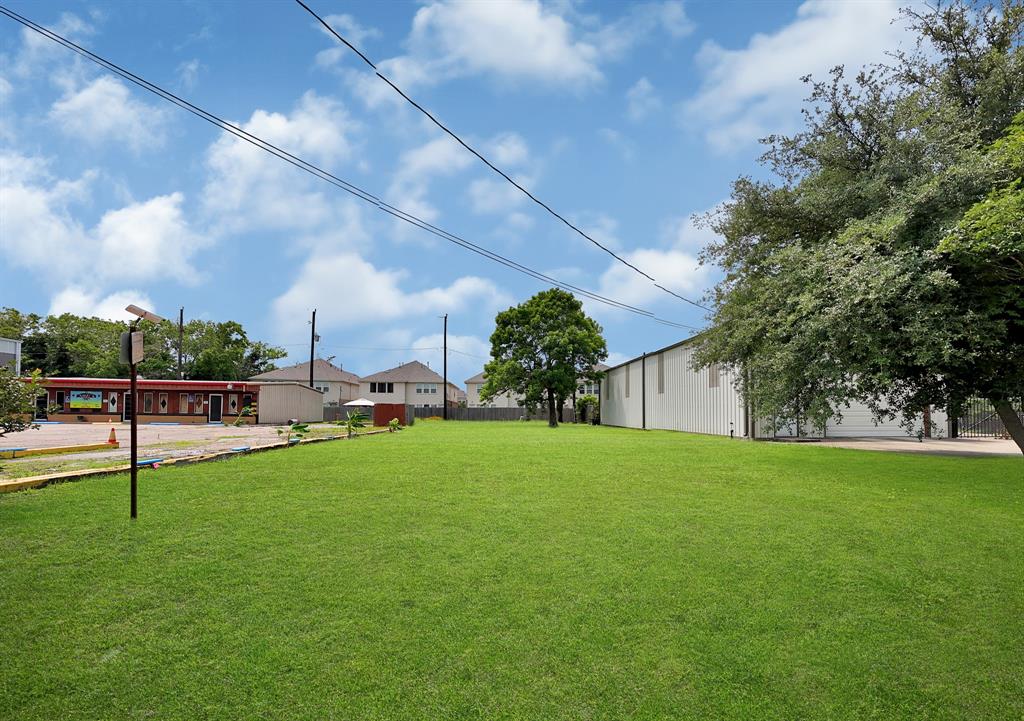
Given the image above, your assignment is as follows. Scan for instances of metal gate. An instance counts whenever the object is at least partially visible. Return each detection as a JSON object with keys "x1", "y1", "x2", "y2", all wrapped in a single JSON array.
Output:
[{"x1": 956, "y1": 397, "x2": 1022, "y2": 438}]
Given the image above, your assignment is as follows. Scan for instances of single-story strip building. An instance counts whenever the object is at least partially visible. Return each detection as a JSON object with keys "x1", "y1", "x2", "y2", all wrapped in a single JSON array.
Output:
[
  {"x1": 601, "y1": 336, "x2": 947, "y2": 439},
  {"x1": 32, "y1": 377, "x2": 261, "y2": 424}
]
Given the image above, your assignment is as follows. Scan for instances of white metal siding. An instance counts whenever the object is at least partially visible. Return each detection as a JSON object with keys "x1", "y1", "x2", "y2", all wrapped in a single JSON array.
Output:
[
  {"x1": 826, "y1": 401, "x2": 948, "y2": 437},
  {"x1": 643, "y1": 346, "x2": 746, "y2": 436},
  {"x1": 602, "y1": 360, "x2": 643, "y2": 429},
  {"x1": 604, "y1": 339, "x2": 952, "y2": 440}
]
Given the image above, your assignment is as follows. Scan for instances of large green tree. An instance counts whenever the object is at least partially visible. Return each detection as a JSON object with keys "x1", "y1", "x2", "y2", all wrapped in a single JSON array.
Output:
[
  {"x1": 0, "y1": 308, "x2": 286, "y2": 382},
  {"x1": 694, "y1": 1, "x2": 1024, "y2": 451},
  {"x1": 481, "y1": 289, "x2": 607, "y2": 427}
]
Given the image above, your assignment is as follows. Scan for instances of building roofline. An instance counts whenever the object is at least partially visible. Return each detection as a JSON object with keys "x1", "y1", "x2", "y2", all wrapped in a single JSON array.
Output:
[{"x1": 603, "y1": 331, "x2": 706, "y2": 373}]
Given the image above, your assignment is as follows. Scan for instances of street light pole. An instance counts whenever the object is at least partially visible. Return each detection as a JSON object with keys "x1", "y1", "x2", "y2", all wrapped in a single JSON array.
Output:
[
  {"x1": 123, "y1": 304, "x2": 164, "y2": 521},
  {"x1": 129, "y1": 320, "x2": 138, "y2": 520},
  {"x1": 177, "y1": 307, "x2": 184, "y2": 380}
]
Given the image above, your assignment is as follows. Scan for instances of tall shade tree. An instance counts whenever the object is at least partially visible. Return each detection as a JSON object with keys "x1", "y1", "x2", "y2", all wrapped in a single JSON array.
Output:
[
  {"x1": 481, "y1": 289, "x2": 607, "y2": 427},
  {"x1": 694, "y1": 0, "x2": 1024, "y2": 452}
]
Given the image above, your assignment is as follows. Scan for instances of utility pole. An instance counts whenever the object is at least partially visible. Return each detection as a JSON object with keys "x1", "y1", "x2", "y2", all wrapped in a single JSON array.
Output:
[
  {"x1": 309, "y1": 309, "x2": 317, "y2": 388},
  {"x1": 177, "y1": 307, "x2": 184, "y2": 380},
  {"x1": 443, "y1": 313, "x2": 448, "y2": 420}
]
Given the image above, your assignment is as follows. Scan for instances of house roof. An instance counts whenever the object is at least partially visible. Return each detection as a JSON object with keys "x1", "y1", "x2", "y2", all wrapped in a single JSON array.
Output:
[
  {"x1": 465, "y1": 362, "x2": 609, "y2": 385},
  {"x1": 361, "y1": 360, "x2": 445, "y2": 384},
  {"x1": 250, "y1": 358, "x2": 359, "y2": 384}
]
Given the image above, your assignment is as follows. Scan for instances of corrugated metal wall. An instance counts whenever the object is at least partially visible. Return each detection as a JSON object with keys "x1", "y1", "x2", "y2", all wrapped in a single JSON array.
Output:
[
  {"x1": 255, "y1": 383, "x2": 325, "y2": 424},
  {"x1": 602, "y1": 344, "x2": 746, "y2": 437},
  {"x1": 601, "y1": 341, "x2": 947, "y2": 439}
]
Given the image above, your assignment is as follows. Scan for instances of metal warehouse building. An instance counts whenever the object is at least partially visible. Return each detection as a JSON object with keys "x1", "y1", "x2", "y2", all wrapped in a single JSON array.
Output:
[{"x1": 601, "y1": 336, "x2": 946, "y2": 439}]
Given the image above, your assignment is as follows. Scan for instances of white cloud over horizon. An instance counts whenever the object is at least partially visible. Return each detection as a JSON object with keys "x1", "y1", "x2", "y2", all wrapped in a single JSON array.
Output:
[
  {"x1": 0, "y1": 152, "x2": 206, "y2": 291},
  {"x1": 48, "y1": 288, "x2": 156, "y2": 321}
]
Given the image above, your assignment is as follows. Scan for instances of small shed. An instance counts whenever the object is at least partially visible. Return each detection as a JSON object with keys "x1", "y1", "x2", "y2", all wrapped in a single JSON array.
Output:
[{"x1": 253, "y1": 382, "x2": 324, "y2": 424}]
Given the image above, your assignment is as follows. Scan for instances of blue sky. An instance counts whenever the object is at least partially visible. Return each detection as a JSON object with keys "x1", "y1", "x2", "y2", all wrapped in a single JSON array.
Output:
[{"x1": 0, "y1": 0, "x2": 913, "y2": 381}]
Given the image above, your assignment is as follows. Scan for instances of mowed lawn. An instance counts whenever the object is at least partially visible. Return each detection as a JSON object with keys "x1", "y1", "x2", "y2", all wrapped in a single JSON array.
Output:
[{"x1": 1, "y1": 423, "x2": 1022, "y2": 720}]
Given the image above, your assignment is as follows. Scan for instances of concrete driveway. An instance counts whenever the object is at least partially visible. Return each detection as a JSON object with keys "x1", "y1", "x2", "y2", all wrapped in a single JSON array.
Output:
[{"x1": 814, "y1": 436, "x2": 1021, "y2": 458}]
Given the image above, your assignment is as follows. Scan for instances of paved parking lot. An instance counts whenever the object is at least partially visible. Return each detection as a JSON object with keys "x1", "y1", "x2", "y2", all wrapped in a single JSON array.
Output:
[
  {"x1": 3, "y1": 422, "x2": 287, "y2": 452},
  {"x1": 0, "y1": 423, "x2": 317, "y2": 476}
]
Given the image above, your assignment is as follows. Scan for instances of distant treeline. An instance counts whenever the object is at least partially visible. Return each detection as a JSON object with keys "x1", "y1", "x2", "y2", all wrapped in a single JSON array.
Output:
[{"x1": 0, "y1": 307, "x2": 286, "y2": 381}]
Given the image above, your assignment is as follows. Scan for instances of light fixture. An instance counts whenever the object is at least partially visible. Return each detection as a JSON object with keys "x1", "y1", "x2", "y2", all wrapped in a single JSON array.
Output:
[{"x1": 125, "y1": 304, "x2": 166, "y2": 324}]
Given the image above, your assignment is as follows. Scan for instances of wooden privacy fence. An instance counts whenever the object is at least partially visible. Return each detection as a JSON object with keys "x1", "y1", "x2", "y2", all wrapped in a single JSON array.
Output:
[{"x1": 411, "y1": 406, "x2": 577, "y2": 422}]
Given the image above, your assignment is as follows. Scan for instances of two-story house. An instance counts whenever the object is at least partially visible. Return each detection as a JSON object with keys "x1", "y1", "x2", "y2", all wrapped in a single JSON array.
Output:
[
  {"x1": 360, "y1": 360, "x2": 461, "y2": 408},
  {"x1": 250, "y1": 359, "x2": 360, "y2": 407}
]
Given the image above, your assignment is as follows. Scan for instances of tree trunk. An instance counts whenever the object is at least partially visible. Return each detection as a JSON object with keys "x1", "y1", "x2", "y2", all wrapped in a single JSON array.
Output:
[
  {"x1": 991, "y1": 398, "x2": 1024, "y2": 455},
  {"x1": 547, "y1": 390, "x2": 558, "y2": 428}
]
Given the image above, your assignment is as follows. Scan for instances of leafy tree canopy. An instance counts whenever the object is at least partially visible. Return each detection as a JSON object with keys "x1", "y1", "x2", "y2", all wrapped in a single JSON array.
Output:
[
  {"x1": 481, "y1": 289, "x2": 607, "y2": 427},
  {"x1": 0, "y1": 308, "x2": 286, "y2": 381},
  {"x1": 0, "y1": 367, "x2": 46, "y2": 438},
  {"x1": 694, "y1": 0, "x2": 1024, "y2": 451}
]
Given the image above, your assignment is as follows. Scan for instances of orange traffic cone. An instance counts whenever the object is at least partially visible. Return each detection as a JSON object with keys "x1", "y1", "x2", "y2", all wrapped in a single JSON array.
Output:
[{"x1": 108, "y1": 427, "x2": 117, "y2": 445}]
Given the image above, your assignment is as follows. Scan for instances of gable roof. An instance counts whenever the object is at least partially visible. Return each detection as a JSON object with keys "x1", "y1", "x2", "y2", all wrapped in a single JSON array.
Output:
[
  {"x1": 465, "y1": 362, "x2": 609, "y2": 385},
  {"x1": 361, "y1": 360, "x2": 445, "y2": 384},
  {"x1": 250, "y1": 358, "x2": 360, "y2": 384}
]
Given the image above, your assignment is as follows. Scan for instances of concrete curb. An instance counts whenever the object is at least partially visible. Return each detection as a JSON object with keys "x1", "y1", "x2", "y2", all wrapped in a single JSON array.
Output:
[
  {"x1": 0, "y1": 442, "x2": 119, "y2": 459},
  {"x1": 0, "y1": 428, "x2": 392, "y2": 494}
]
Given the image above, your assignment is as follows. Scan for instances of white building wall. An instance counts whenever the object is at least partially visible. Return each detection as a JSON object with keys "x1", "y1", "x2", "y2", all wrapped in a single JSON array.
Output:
[
  {"x1": 606, "y1": 340, "x2": 954, "y2": 440},
  {"x1": 466, "y1": 382, "x2": 522, "y2": 408},
  {"x1": 255, "y1": 383, "x2": 324, "y2": 424},
  {"x1": 602, "y1": 359, "x2": 643, "y2": 429},
  {"x1": 826, "y1": 401, "x2": 948, "y2": 437},
  {"x1": 361, "y1": 381, "x2": 408, "y2": 405},
  {"x1": 603, "y1": 347, "x2": 746, "y2": 437},
  {"x1": 645, "y1": 346, "x2": 747, "y2": 436}
]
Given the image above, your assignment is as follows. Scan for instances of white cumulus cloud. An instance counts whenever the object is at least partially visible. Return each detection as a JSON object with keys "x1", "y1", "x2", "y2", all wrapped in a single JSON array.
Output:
[
  {"x1": 202, "y1": 91, "x2": 359, "y2": 234},
  {"x1": 682, "y1": 0, "x2": 908, "y2": 151},
  {"x1": 335, "y1": 0, "x2": 691, "y2": 106},
  {"x1": 49, "y1": 288, "x2": 156, "y2": 321},
  {"x1": 271, "y1": 252, "x2": 512, "y2": 333},
  {"x1": 0, "y1": 152, "x2": 205, "y2": 287},
  {"x1": 49, "y1": 76, "x2": 169, "y2": 153}
]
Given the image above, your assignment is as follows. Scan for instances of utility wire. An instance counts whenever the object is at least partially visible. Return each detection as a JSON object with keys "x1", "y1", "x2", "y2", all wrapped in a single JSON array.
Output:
[
  {"x1": 296, "y1": 0, "x2": 711, "y2": 312},
  {"x1": 0, "y1": 5, "x2": 699, "y2": 331}
]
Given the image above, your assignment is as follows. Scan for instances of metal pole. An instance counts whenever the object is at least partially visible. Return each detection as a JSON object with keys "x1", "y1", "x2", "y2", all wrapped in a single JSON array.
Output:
[
  {"x1": 443, "y1": 313, "x2": 448, "y2": 420},
  {"x1": 309, "y1": 309, "x2": 316, "y2": 388},
  {"x1": 177, "y1": 307, "x2": 184, "y2": 380},
  {"x1": 130, "y1": 324, "x2": 138, "y2": 520},
  {"x1": 641, "y1": 352, "x2": 647, "y2": 430}
]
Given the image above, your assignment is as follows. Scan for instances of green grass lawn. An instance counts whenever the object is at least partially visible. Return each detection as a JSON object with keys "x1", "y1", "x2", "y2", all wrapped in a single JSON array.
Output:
[{"x1": 1, "y1": 422, "x2": 1021, "y2": 720}]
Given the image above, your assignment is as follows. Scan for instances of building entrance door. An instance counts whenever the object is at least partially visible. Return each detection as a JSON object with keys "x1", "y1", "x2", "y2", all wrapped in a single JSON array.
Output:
[{"x1": 208, "y1": 394, "x2": 223, "y2": 422}]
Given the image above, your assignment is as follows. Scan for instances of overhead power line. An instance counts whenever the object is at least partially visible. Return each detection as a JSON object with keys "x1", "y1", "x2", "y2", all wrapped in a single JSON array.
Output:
[
  {"x1": 0, "y1": 5, "x2": 698, "y2": 331},
  {"x1": 296, "y1": 0, "x2": 711, "y2": 312}
]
